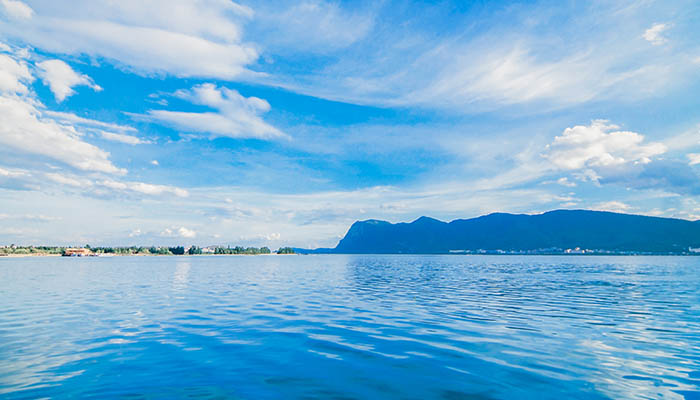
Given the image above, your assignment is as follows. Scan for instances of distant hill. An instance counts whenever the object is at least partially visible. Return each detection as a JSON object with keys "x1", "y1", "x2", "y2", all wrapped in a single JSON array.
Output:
[{"x1": 305, "y1": 210, "x2": 700, "y2": 254}]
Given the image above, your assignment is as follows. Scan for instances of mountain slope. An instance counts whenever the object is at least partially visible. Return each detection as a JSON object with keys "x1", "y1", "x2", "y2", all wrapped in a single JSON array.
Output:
[{"x1": 332, "y1": 210, "x2": 700, "y2": 254}]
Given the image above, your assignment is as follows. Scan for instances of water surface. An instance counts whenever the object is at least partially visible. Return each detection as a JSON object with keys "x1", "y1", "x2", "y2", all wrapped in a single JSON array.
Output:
[{"x1": 1, "y1": 255, "x2": 699, "y2": 399}]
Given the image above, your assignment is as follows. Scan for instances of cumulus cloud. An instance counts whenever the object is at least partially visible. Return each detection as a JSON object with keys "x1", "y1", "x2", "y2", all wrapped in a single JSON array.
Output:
[
  {"x1": 545, "y1": 120, "x2": 666, "y2": 170},
  {"x1": 143, "y1": 83, "x2": 286, "y2": 140},
  {"x1": 0, "y1": 0, "x2": 33, "y2": 19},
  {"x1": 643, "y1": 23, "x2": 668, "y2": 46},
  {"x1": 161, "y1": 227, "x2": 196, "y2": 238},
  {"x1": 0, "y1": 0, "x2": 258, "y2": 80},
  {"x1": 36, "y1": 59, "x2": 102, "y2": 101}
]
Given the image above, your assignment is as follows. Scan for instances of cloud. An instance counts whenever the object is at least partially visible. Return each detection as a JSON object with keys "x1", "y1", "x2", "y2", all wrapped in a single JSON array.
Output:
[
  {"x1": 0, "y1": 0, "x2": 258, "y2": 80},
  {"x1": 44, "y1": 110, "x2": 136, "y2": 133},
  {"x1": 0, "y1": 48, "x2": 127, "y2": 175},
  {"x1": 150, "y1": 160, "x2": 159, "y2": 166},
  {"x1": 545, "y1": 120, "x2": 666, "y2": 170},
  {"x1": 128, "y1": 228, "x2": 141, "y2": 237},
  {"x1": 160, "y1": 226, "x2": 196, "y2": 238},
  {"x1": 99, "y1": 130, "x2": 144, "y2": 145},
  {"x1": 643, "y1": 23, "x2": 668, "y2": 46},
  {"x1": 0, "y1": 0, "x2": 33, "y2": 19},
  {"x1": 688, "y1": 153, "x2": 700, "y2": 165},
  {"x1": 45, "y1": 172, "x2": 90, "y2": 187},
  {"x1": 0, "y1": 95, "x2": 125, "y2": 174},
  {"x1": 0, "y1": 213, "x2": 61, "y2": 222},
  {"x1": 591, "y1": 201, "x2": 632, "y2": 213},
  {"x1": 0, "y1": 53, "x2": 32, "y2": 93},
  {"x1": 556, "y1": 177, "x2": 576, "y2": 187},
  {"x1": 252, "y1": 1, "x2": 375, "y2": 53},
  {"x1": 42, "y1": 171, "x2": 190, "y2": 200},
  {"x1": 143, "y1": 83, "x2": 286, "y2": 140},
  {"x1": 36, "y1": 59, "x2": 102, "y2": 101},
  {"x1": 611, "y1": 160, "x2": 700, "y2": 196},
  {"x1": 97, "y1": 179, "x2": 188, "y2": 198},
  {"x1": 0, "y1": 165, "x2": 36, "y2": 190}
]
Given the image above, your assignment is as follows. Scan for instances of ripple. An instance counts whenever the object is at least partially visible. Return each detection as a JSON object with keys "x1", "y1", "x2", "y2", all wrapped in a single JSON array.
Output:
[{"x1": 0, "y1": 255, "x2": 699, "y2": 399}]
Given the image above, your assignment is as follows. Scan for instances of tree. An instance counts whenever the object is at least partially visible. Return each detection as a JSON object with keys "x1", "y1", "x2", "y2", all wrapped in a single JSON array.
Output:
[
  {"x1": 169, "y1": 246, "x2": 185, "y2": 255},
  {"x1": 188, "y1": 246, "x2": 202, "y2": 255},
  {"x1": 276, "y1": 247, "x2": 295, "y2": 254}
]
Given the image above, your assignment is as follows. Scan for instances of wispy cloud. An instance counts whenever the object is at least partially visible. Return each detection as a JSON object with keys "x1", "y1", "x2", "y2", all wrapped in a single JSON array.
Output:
[{"x1": 99, "y1": 130, "x2": 146, "y2": 145}]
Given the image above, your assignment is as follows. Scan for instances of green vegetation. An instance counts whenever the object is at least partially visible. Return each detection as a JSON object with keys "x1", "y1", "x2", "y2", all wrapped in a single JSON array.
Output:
[
  {"x1": 187, "y1": 246, "x2": 202, "y2": 255},
  {"x1": 0, "y1": 246, "x2": 66, "y2": 255},
  {"x1": 213, "y1": 246, "x2": 271, "y2": 255},
  {"x1": 276, "y1": 247, "x2": 295, "y2": 254}
]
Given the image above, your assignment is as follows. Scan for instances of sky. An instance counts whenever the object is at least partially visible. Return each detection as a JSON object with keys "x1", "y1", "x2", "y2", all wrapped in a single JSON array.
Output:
[{"x1": 0, "y1": 0, "x2": 699, "y2": 248}]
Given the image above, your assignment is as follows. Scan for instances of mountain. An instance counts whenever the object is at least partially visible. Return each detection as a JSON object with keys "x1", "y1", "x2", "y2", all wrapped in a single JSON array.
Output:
[{"x1": 324, "y1": 210, "x2": 700, "y2": 254}]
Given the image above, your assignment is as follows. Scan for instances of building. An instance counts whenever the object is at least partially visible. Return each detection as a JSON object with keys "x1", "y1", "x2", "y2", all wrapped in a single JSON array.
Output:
[{"x1": 63, "y1": 248, "x2": 93, "y2": 257}]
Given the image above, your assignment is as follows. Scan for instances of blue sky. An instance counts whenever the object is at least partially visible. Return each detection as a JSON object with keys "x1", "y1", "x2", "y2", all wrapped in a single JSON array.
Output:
[{"x1": 1, "y1": 0, "x2": 700, "y2": 248}]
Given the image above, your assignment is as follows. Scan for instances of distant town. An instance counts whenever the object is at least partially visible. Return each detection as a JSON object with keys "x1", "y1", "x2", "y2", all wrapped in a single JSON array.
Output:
[{"x1": 0, "y1": 245, "x2": 296, "y2": 257}]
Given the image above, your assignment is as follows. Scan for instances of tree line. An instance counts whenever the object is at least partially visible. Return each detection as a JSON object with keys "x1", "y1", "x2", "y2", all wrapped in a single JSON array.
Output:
[{"x1": 1, "y1": 245, "x2": 295, "y2": 255}]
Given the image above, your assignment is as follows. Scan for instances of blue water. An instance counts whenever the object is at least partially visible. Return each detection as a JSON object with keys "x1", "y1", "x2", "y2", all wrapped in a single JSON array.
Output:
[{"x1": 1, "y1": 255, "x2": 699, "y2": 399}]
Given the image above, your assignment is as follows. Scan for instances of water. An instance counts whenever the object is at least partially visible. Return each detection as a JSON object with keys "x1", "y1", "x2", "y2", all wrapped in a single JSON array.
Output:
[{"x1": 0, "y1": 255, "x2": 699, "y2": 399}]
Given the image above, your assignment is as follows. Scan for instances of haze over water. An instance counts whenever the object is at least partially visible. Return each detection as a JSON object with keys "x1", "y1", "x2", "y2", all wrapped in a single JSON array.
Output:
[{"x1": 1, "y1": 255, "x2": 699, "y2": 399}]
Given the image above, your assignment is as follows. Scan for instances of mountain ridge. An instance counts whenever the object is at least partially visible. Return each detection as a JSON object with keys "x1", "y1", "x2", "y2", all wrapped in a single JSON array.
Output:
[{"x1": 299, "y1": 210, "x2": 700, "y2": 254}]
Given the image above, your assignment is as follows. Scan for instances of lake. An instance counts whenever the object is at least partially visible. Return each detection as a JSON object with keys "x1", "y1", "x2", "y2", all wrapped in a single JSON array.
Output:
[{"x1": 1, "y1": 255, "x2": 699, "y2": 399}]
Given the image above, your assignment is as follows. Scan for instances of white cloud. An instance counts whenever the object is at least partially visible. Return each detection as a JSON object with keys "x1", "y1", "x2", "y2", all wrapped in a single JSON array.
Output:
[
  {"x1": 36, "y1": 59, "x2": 102, "y2": 102},
  {"x1": 0, "y1": 95, "x2": 125, "y2": 174},
  {"x1": 0, "y1": 49, "x2": 126, "y2": 175},
  {"x1": 0, "y1": 0, "x2": 258, "y2": 80},
  {"x1": 255, "y1": 1, "x2": 375, "y2": 53},
  {"x1": 0, "y1": 53, "x2": 32, "y2": 93},
  {"x1": 0, "y1": 0, "x2": 33, "y2": 19},
  {"x1": 556, "y1": 177, "x2": 576, "y2": 187},
  {"x1": 643, "y1": 23, "x2": 668, "y2": 46},
  {"x1": 150, "y1": 160, "x2": 159, "y2": 166},
  {"x1": 160, "y1": 226, "x2": 196, "y2": 238},
  {"x1": 144, "y1": 83, "x2": 286, "y2": 140},
  {"x1": 97, "y1": 179, "x2": 188, "y2": 198},
  {"x1": 545, "y1": 120, "x2": 666, "y2": 170},
  {"x1": 45, "y1": 172, "x2": 90, "y2": 187},
  {"x1": 0, "y1": 165, "x2": 26, "y2": 177},
  {"x1": 0, "y1": 213, "x2": 60, "y2": 221},
  {"x1": 592, "y1": 201, "x2": 632, "y2": 213},
  {"x1": 128, "y1": 228, "x2": 142, "y2": 237},
  {"x1": 99, "y1": 130, "x2": 144, "y2": 145},
  {"x1": 688, "y1": 153, "x2": 700, "y2": 166}
]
